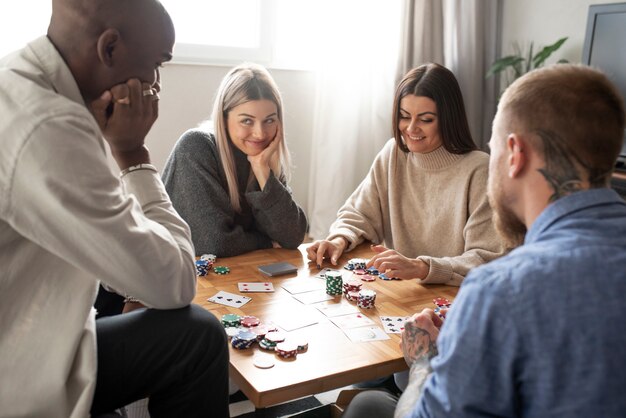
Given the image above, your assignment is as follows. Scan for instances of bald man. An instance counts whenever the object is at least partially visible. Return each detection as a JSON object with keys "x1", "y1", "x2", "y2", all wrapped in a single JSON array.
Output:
[{"x1": 0, "y1": 1, "x2": 228, "y2": 417}]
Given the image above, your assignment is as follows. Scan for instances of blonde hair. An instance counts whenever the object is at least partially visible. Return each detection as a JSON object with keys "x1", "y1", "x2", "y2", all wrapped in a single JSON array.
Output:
[{"x1": 211, "y1": 63, "x2": 292, "y2": 212}]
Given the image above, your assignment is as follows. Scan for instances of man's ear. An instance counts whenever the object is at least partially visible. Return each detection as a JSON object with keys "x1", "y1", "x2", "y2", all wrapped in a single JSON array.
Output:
[
  {"x1": 506, "y1": 134, "x2": 527, "y2": 178},
  {"x1": 96, "y1": 29, "x2": 121, "y2": 67}
]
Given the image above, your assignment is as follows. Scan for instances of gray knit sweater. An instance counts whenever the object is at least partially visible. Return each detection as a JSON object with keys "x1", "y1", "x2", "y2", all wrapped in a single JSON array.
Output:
[{"x1": 162, "y1": 129, "x2": 308, "y2": 257}]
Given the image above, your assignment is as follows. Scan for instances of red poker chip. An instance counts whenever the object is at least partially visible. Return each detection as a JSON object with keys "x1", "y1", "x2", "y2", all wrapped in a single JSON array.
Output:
[
  {"x1": 241, "y1": 315, "x2": 261, "y2": 327},
  {"x1": 433, "y1": 297, "x2": 451, "y2": 307},
  {"x1": 359, "y1": 274, "x2": 376, "y2": 282}
]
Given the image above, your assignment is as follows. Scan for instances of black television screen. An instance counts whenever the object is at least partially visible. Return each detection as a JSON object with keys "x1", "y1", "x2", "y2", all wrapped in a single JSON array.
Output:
[{"x1": 582, "y1": 2, "x2": 626, "y2": 165}]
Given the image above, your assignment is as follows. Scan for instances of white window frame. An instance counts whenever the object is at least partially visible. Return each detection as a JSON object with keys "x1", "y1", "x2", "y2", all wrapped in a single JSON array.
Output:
[{"x1": 169, "y1": 0, "x2": 276, "y2": 66}]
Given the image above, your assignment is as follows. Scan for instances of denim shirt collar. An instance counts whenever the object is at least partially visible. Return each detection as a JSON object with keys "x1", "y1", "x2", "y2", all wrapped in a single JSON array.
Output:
[{"x1": 525, "y1": 188, "x2": 625, "y2": 245}]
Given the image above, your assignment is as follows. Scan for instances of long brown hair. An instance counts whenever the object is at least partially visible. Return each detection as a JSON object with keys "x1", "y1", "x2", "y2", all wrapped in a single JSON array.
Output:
[{"x1": 392, "y1": 63, "x2": 477, "y2": 154}]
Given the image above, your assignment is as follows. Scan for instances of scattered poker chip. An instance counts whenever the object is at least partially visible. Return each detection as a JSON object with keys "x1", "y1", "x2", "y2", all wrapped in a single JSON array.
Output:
[
  {"x1": 259, "y1": 339, "x2": 278, "y2": 350},
  {"x1": 357, "y1": 289, "x2": 376, "y2": 309},
  {"x1": 345, "y1": 290, "x2": 360, "y2": 302},
  {"x1": 378, "y1": 273, "x2": 392, "y2": 281},
  {"x1": 221, "y1": 313, "x2": 241, "y2": 327},
  {"x1": 200, "y1": 253, "x2": 217, "y2": 263},
  {"x1": 251, "y1": 324, "x2": 271, "y2": 341},
  {"x1": 293, "y1": 339, "x2": 309, "y2": 352},
  {"x1": 264, "y1": 331, "x2": 286, "y2": 344},
  {"x1": 241, "y1": 315, "x2": 261, "y2": 328},
  {"x1": 353, "y1": 268, "x2": 367, "y2": 275},
  {"x1": 365, "y1": 266, "x2": 380, "y2": 275},
  {"x1": 213, "y1": 266, "x2": 230, "y2": 275},
  {"x1": 225, "y1": 327, "x2": 246, "y2": 338},
  {"x1": 253, "y1": 354, "x2": 275, "y2": 369},
  {"x1": 433, "y1": 297, "x2": 451, "y2": 308},
  {"x1": 359, "y1": 274, "x2": 376, "y2": 282},
  {"x1": 231, "y1": 331, "x2": 257, "y2": 349},
  {"x1": 195, "y1": 259, "x2": 210, "y2": 276},
  {"x1": 275, "y1": 342, "x2": 298, "y2": 359},
  {"x1": 434, "y1": 306, "x2": 448, "y2": 319}
]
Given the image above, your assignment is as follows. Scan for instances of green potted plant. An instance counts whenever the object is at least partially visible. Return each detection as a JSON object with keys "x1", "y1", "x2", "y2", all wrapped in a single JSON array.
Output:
[{"x1": 487, "y1": 37, "x2": 569, "y2": 92}]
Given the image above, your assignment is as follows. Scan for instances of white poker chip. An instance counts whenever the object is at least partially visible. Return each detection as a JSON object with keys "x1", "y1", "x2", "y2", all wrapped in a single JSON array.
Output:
[
  {"x1": 253, "y1": 354, "x2": 275, "y2": 369},
  {"x1": 225, "y1": 327, "x2": 246, "y2": 338}
]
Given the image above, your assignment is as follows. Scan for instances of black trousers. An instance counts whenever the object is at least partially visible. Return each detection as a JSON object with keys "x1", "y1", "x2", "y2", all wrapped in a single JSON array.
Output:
[{"x1": 90, "y1": 304, "x2": 230, "y2": 418}]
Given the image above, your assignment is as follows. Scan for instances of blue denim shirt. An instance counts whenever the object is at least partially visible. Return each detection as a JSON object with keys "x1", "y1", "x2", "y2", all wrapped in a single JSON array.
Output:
[{"x1": 411, "y1": 189, "x2": 626, "y2": 417}]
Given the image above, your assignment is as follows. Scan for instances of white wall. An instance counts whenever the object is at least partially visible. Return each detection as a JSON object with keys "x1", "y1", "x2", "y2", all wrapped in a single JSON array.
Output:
[
  {"x1": 142, "y1": 63, "x2": 316, "y2": 212},
  {"x1": 141, "y1": 0, "x2": 625, "y2": 219},
  {"x1": 501, "y1": 0, "x2": 624, "y2": 63}
]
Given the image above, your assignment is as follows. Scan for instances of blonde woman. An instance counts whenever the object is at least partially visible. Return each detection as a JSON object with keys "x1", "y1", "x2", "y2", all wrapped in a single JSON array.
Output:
[{"x1": 163, "y1": 63, "x2": 307, "y2": 257}]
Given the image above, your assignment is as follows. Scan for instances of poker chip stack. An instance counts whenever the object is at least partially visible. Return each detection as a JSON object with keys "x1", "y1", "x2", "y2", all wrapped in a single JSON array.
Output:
[
  {"x1": 200, "y1": 253, "x2": 217, "y2": 263},
  {"x1": 221, "y1": 313, "x2": 241, "y2": 328},
  {"x1": 357, "y1": 289, "x2": 377, "y2": 309},
  {"x1": 231, "y1": 330, "x2": 257, "y2": 349},
  {"x1": 343, "y1": 279, "x2": 362, "y2": 302},
  {"x1": 344, "y1": 258, "x2": 368, "y2": 271},
  {"x1": 251, "y1": 324, "x2": 274, "y2": 341},
  {"x1": 326, "y1": 271, "x2": 343, "y2": 296},
  {"x1": 225, "y1": 327, "x2": 246, "y2": 339},
  {"x1": 195, "y1": 259, "x2": 210, "y2": 276},
  {"x1": 259, "y1": 330, "x2": 285, "y2": 351},
  {"x1": 433, "y1": 297, "x2": 452, "y2": 319},
  {"x1": 240, "y1": 315, "x2": 261, "y2": 328},
  {"x1": 275, "y1": 342, "x2": 298, "y2": 359},
  {"x1": 365, "y1": 266, "x2": 379, "y2": 275}
]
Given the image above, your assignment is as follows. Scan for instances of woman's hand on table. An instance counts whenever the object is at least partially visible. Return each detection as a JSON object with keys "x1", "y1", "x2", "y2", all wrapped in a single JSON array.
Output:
[
  {"x1": 306, "y1": 237, "x2": 348, "y2": 268},
  {"x1": 367, "y1": 245, "x2": 429, "y2": 279}
]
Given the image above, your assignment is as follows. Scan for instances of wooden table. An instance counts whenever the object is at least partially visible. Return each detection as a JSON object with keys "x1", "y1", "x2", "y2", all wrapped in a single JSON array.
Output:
[{"x1": 193, "y1": 243, "x2": 458, "y2": 408}]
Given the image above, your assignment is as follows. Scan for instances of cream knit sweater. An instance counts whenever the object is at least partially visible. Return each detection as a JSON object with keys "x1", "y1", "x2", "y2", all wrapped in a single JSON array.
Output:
[{"x1": 327, "y1": 139, "x2": 505, "y2": 286}]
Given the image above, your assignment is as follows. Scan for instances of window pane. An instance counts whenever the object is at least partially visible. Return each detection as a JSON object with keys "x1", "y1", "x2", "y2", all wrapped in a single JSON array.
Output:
[
  {"x1": 161, "y1": 0, "x2": 261, "y2": 48},
  {"x1": 0, "y1": 1, "x2": 51, "y2": 57}
]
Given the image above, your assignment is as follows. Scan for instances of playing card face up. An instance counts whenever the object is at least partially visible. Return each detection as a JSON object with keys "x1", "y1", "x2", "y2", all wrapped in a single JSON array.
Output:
[
  {"x1": 343, "y1": 326, "x2": 390, "y2": 342},
  {"x1": 330, "y1": 312, "x2": 375, "y2": 329},
  {"x1": 238, "y1": 282, "x2": 275, "y2": 293},
  {"x1": 281, "y1": 280, "x2": 324, "y2": 294},
  {"x1": 379, "y1": 316, "x2": 411, "y2": 334},
  {"x1": 208, "y1": 291, "x2": 251, "y2": 307}
]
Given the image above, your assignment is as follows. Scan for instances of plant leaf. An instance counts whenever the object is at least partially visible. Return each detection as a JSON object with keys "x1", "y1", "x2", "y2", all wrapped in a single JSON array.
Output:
[
  {"x1": 486, "y1": 56, "x2": 525, "y2": 78},
  {"x1": 532, "y1": 37, "x2": 568, "y2": 68},
  {"x1": 526, "y1": 42, "x2": 534, "y2": 72}
]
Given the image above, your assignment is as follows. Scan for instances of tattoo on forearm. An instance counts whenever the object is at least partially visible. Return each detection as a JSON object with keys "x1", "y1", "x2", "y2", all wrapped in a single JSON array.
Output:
[
  {"x1": 535, "y1": 130, "x2": 588, "y2": 202},
  {"x1": 404, "y1": 324, "x2": 438, "y2": 366}
]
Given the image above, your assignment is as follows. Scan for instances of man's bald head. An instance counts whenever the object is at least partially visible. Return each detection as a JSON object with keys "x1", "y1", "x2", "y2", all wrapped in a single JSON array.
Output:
[{"x1": 48, "y1": 0, "x2": 175, "y2": 102}]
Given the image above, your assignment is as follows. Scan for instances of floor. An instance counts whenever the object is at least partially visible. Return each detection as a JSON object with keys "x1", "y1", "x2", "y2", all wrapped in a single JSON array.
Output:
[{"x1": 229, "y1": 386, "x2": 350, "y2": 417}]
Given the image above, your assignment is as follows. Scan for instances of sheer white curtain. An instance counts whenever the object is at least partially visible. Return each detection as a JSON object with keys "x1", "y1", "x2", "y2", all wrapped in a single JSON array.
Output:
[
  {"x1": 306, "y1": 0, "x2": 402, "y2": 239},
  {"x1": 397, "y1": 0, "x2": 501, "y2": 148},
  {"x1": 443, "y1": 0, "x2": 501, "y2": 149}
]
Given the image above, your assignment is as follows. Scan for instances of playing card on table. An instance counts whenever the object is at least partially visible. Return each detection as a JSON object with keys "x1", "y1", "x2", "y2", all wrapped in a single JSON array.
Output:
[
  {"x1": 291, "y1": 290, "x2": 334, "y2": 305},
  {"x1": 238, "y1": 282, "x2": 275, "y2": 293},
  {"x1": 312, "y1": 268, "x2": 335, "y2": 280},
  {"x1": 271, "y1": 312, "x2": 319, "y2": 331},
  {"x1": 316, "y1": 303, "x2": 360, "y2": 317},
  {"x1": 208, "y1": 291, "x2": 251, "y2": 307},
  {"x1": 379, "y1": 316, "x2": 411, "y2": 334},
  {"x1": 282, "y1": 280, "x2": 324, "y2": 294},
  {"x1": 330, "y1": 312, "x2": 375, "y2": 329},
  {"x1": 344, "y1": 326, "x2": 390, "y2": 343}
]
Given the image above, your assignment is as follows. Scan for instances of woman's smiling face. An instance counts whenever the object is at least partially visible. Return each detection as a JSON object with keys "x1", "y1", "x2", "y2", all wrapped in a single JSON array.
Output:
[
  {"x1": 398, "y1": 95, "x2": 442, "y2": 154},
  {"x1": 226, "y1": 99, "x2": 278, "y2": 156}
]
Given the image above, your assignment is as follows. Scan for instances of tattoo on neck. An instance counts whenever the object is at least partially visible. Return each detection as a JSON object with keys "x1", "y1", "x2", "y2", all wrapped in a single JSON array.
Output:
[{"x1": 534, "y1": 130, "x2": 587, "y2": 202}]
